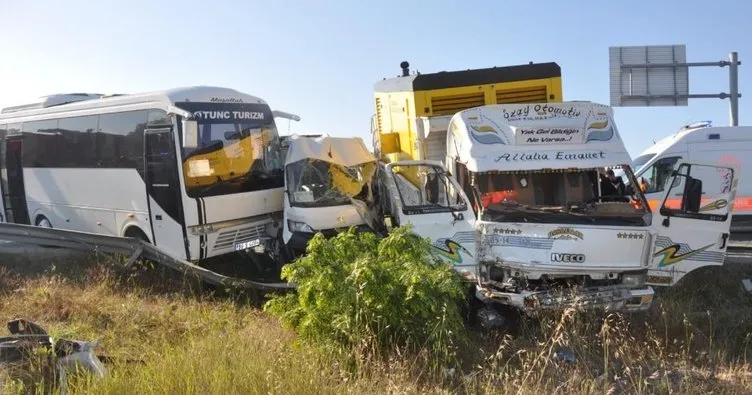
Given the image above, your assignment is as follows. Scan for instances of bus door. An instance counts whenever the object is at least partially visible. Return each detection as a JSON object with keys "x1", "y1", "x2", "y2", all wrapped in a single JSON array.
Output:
[
  {"x1": 144, "y1": 128, "x2": 188, "y2": 259},
  {"x1": 1, "y1": 136, "x2": 30, "y2": 224}
]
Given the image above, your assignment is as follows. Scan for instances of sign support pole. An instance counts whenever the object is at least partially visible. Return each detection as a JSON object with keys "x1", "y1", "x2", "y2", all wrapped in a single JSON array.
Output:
[{"x1": 730, "y1": 51, "x2": 740, "y2": 126}]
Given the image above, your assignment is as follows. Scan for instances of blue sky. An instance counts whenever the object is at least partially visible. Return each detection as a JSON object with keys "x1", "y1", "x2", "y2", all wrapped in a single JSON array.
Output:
[{"x1": 1, "y1": 0, "x2": 749, "y2": 157}]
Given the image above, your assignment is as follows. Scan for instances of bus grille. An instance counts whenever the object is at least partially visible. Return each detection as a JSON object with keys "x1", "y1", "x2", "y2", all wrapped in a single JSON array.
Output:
[
  {"x1": 430, "y1": 92, "x2": 486, "y2": 115},
  {"x1": 213, "y1": 224, "x2": 267, "y2": 250},
  {"x1": 496, "y1": 86, "x2": 548, "y2": 104}
]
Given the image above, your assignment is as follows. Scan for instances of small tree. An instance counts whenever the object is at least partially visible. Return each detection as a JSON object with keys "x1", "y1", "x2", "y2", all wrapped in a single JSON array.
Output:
[{"x1": 264, "y1": 225, "x2": 468, "y2": 366}]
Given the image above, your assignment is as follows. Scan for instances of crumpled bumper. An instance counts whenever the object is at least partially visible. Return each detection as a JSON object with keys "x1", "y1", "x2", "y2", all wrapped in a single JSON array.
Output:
[{"x1": 475, "y1": 283, "x2": 655, "y2": 313}]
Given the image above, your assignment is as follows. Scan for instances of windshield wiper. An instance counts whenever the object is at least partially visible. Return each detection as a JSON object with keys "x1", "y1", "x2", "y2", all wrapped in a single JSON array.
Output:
[{"x1": 483, "y1": 204, "x2": 550, "y2": 222}]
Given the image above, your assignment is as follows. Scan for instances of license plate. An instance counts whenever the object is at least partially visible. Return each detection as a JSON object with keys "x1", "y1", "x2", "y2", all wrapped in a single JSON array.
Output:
[{"x1": 235, "y1": 239, "x2": 261, "y2": 251}]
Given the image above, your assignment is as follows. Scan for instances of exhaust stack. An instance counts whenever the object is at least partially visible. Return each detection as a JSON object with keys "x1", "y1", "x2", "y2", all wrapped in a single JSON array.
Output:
[{"x1": 400, "y1": 61, "x2": 410, "y2": 77}]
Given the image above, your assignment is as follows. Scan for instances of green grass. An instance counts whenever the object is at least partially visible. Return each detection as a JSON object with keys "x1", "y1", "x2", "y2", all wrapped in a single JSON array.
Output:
[{"x1": 1, "y1": 254, "x2": 752, "y2": 394}]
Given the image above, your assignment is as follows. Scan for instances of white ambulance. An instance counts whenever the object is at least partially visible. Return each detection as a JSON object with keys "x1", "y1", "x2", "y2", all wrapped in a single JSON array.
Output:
[{"x1": 632, "y1": 122, "x2": 751, "y2": 245}]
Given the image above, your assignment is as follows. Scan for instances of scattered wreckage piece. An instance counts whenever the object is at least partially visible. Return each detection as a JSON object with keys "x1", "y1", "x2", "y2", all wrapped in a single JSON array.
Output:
[{"x1": 0, "y1": 319, "x2": 107, "y2": 393}]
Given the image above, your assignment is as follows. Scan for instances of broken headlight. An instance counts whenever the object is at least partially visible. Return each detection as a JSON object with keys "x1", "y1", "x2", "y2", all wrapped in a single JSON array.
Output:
[
  {"x1": 287, "y1": 220, "x2": 314, "y2": 233},
  {"x1": 621, "y1": 272, "x2": 647, "y2": 287}
]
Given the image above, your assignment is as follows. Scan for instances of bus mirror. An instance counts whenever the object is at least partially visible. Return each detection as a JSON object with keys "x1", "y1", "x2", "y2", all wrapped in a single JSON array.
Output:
[{"x1": 183, "y1": 120, "x2": 199, "y2": 149}]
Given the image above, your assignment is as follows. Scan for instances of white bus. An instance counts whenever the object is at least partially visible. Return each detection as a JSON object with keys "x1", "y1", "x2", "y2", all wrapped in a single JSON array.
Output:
[{"x1": 0, "y1": 86, "x2": 285, "y2": 262}]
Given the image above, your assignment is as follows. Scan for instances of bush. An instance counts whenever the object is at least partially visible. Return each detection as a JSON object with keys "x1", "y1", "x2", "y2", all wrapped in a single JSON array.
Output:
[{"x1": 263, "y1": 225, "x2": 469, "y2": 366}]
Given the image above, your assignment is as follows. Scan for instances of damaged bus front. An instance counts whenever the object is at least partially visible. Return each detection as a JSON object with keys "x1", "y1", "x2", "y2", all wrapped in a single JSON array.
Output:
[{"x1": 281, "y1": 135, "x2": 377, "y2": 259}]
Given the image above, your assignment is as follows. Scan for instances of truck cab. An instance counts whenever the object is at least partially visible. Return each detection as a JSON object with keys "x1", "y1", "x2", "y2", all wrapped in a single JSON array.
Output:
[{"x1": 373, "y1": 101, "x2": 737, "y2": 313}]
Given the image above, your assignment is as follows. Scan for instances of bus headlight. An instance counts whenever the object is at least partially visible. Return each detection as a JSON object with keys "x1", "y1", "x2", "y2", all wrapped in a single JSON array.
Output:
[{"x1": 288, "y1": 220, "x2": 314, "y2": 233}]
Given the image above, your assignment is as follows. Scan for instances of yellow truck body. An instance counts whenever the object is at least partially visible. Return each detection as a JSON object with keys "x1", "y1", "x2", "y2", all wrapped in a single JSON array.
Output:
[{"x1": 373, "y1": 62, "x2": 564, "y2": 164}]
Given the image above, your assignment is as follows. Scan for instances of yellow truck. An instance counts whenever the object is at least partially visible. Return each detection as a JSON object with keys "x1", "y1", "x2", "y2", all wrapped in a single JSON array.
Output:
[{"x1": 372, "y1": 61, "x2": 564, "y2": 164}]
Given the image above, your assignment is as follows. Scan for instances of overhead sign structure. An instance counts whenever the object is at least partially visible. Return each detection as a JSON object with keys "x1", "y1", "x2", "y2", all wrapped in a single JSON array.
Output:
[
  {"x1": 609, "y1": 45, "x2": 689, "y2": 107},
  {"x1": 609, "y1": 44, "x2": 741, "y2": 126}
]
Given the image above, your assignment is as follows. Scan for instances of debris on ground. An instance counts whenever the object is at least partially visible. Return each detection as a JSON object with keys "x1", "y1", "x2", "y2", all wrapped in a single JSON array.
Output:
[
  {"x1": 553, "y1": 347, "x2": 576, "y2": 363},
  {"x1": 0, "y1": 318, "x2": 107, "y2": 393}
]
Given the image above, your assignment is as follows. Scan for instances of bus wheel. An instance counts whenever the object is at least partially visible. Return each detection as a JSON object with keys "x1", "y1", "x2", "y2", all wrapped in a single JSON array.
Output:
[
  {"x1": 124, "y1": 227, "x2": 150, "y2": 244},
  {"x1": 35, "y1": 216, "x2": 52, "y2": 228}
]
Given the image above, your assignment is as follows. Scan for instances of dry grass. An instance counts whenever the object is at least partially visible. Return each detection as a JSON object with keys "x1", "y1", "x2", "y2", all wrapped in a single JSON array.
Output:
[{"x1": 1, "y1": 251, "x2": 751, "y2": 394}]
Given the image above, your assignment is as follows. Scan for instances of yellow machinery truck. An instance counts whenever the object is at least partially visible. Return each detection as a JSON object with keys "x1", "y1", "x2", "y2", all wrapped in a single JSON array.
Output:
[{"x1": 372, "y1": 61, "x2": 564, "y2": 164}]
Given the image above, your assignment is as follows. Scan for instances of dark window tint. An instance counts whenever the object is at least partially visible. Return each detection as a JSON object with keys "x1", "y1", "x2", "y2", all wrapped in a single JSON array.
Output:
[
  {"x1": 3, "y1": 135, "x2": 30, "y2": 224},
  {"x1": 11, "y1": 109, "x2": 168, "y2": 172},
  {"x1": 0, "y1": 124, "x2": 7, "y2": 171},
  {"x1": 58, "y1": 115, "x2": 98, "y2": 167},
  {"x1": 145, "y1": 129, "x2": 181, "y2": 222},
  {"x1": 7, "y1": 124, "x2": 21, "y2": 136},
  {"x1": 147, "y1": 110, "x2": 171, "y2": 126},
  {"x1": 1, "y1": 124, "x2": 22, "y2": 171},
  {"x1": 22, "y1": 119, "x2": 59, "y2": 167},
  {"x1": 98, "y1": 110, "x2": 148, "y2": 171}
]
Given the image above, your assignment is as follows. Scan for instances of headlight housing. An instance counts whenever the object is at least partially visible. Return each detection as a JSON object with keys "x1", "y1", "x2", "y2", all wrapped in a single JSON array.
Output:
[
  {"x1": 622, "y1": 272, "x2": 647, "y2": 287},
  {"x1": 287, "y1": 220, "x2": 314, "y2": 233}
]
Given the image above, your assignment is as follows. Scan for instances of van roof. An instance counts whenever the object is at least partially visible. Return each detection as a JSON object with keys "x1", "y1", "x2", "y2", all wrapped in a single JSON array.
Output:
[
  {"x1": 447, "y1": 101, "x2": 631, "y2": 172},
  {"x1": 636, "y1": 124, "x2": 752, "y2": 160}
]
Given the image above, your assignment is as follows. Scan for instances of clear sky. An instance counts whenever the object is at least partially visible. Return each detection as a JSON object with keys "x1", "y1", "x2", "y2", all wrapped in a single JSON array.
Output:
[{"x1": 1, "y1": 0, "x2": 749, "y2": 157}]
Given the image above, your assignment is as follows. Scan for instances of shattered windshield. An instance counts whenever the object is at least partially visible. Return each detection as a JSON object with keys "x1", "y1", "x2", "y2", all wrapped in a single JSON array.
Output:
[
  {"x1": 286, "y1": 159, "x2": 375, "y2": 207},
  {"x1": 473, "y1": 166, "x2": 649, "y2": 225},
  {"x1": 390, "y1": 164, "x2": 467, "y2": 214}
]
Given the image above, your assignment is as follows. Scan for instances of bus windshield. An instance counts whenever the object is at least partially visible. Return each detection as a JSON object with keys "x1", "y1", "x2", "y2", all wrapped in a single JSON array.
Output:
[{"x1": 175, "y1": 102, "x2": 284, "y2": 198}]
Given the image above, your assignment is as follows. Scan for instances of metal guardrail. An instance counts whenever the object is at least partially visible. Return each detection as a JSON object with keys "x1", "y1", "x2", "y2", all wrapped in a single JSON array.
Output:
[{"x1": 0, "y1": 223, "x2": 294, "y2": 292}]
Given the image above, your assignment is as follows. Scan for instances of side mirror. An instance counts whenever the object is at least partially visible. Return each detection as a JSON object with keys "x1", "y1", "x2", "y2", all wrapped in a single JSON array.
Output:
[
  {"x1": 272, "y1": 110, "x2": 301, "y2": 122},
  {"x1": 683, "y1": 176, "x2": 703, "y2": 213},
  {"x1": 182, "y1": 120, "x2": 199, "y2": 149}
]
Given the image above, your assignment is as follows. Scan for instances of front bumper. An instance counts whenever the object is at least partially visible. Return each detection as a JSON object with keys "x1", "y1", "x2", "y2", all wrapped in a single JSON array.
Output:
[{"x1": 475, "y1": 283, "x2": 655, "y2": 314}]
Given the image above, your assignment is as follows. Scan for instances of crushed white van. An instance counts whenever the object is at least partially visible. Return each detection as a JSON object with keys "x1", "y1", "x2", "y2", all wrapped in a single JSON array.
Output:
[
  {"x1": 373, "y1": 102, "x2": 738, "y2": 313},
  {"x1": 281, "y1": 135, "x2": 377, "y2": 259}
]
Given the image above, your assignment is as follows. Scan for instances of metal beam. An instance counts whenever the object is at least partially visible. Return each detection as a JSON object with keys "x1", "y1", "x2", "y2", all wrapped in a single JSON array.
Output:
[
  {"x1": 621, "y1": 61, "x2": 741, "y2": 69},
  {"x1": 622, "y1": 93, "x2": 743, "y2": 101},
  {"x1": 0, "y1": 223, "x2": 294, "y2": 291}
]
